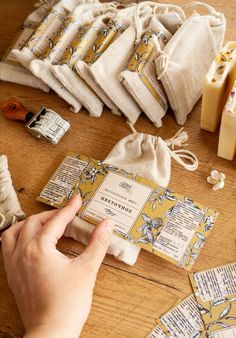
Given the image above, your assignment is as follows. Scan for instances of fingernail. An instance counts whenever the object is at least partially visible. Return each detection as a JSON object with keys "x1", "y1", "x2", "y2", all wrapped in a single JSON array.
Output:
[{"x1": 105, "y1": 219, "x2": 114, "y2": 233}]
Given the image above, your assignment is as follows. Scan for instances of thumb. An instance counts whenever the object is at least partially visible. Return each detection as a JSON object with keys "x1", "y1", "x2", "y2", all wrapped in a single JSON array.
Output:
[{"x1": 81, "y1": 219, "x2": 114, "y2": 271}]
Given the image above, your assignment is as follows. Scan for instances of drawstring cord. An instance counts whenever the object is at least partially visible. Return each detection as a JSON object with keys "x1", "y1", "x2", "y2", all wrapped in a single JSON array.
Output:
[
  {"x1": 134, "y1": 2, "x2": 186, "y2": 44},
  {"x1": 164, "y1": 128, "x2": 198, "y2": 171},
  {"x1": 182, "y1": 1, "x2": 224, "y2": 22},
  {"x1": 127, "y1": 123, "x2": 199, "y2": 171}
]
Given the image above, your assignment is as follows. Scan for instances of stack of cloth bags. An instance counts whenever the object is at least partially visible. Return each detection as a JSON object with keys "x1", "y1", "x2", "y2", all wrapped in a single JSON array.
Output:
[{"x1": 0, "y1": 0, "x2": 226, "y2": 127}]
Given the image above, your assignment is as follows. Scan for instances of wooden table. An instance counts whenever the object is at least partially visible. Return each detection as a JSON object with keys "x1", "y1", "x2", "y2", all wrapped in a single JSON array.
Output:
[{"x1": 0, "y1": 1, "x2": 235, "y2": 337}]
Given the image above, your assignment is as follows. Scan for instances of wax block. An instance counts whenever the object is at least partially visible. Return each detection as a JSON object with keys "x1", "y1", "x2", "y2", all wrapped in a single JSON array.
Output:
[
  {"x1": 201, "y1": 41, "x2": 236, "y2": 132},
  {"x1": 218, "y1": 81, "x2": 236, "y2": 160}
]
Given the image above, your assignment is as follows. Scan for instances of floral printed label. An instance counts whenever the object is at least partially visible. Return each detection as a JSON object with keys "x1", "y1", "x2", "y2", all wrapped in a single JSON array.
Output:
[
  {"x1": 82, "y1": 19, "x2": 125, "y2": 65},
  {"x1": 42, "y1": 18, "x2": 83, "y2": 64},
  {"x1": 37, "y1": 153, "x2": 219, "y2": 271},
  {"x1": 82, "y1": 171, "x2": 153, "y2": 236},
  {"x1": 59, "y1": 21, "x2": 105, "y2": 70},
  {"x1": 189, "y1": 263, "x2": 236, "y2": 337},
  {"x1": 157, "y1": 294, "x2": 205, "y2": 338},
  {"x1": 128, "y1": 29, "x2": 170, "y2": 111},
  {"x1": 25, "y1": 11, "x2": 65, "y2": 57}
]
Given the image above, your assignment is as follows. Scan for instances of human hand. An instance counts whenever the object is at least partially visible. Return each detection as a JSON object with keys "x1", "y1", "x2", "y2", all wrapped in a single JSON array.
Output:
[{"x1": 2, "y1": 195, "x2": 114, "y2": 338}]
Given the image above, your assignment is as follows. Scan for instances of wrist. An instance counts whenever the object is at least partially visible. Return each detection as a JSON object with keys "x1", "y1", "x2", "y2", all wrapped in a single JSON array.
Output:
[{"x1": 24, "y1": 324, "x2": 81, "y2": 338}]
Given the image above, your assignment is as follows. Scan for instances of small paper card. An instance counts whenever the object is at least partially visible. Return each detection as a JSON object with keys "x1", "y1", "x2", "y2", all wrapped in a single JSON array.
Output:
[
  {"x1": 189, "y1": 262, "x2": 236, "y2": 337},
  {"x1": 148, "y1": 294, "x2": 206, "y2": 338},
  {"x1": 147, "y1": 323, "x2": 168, "y2": 338},
  {"x1": 37, "y1": 153, "x2": 219, "y2": 270}
]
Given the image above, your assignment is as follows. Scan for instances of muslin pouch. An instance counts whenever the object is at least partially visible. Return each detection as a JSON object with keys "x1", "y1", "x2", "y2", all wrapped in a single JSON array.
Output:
[
  {"x1": 30, "y1": 2, "x2": 107, "y2": 113},
  {"x1": 0, "y1": 155, "x2": 25, "y2": 232},
  {"x1": 52, "y1": 5, "x2": 119, "y2": 117},
  {"x1": 89, "y1": 3, "x2": 159, "y2": 124},
  {"x1": 155, "y1": 2, "x2": 226, "y2": 125},
  {"x1": 64, "y1": 126, "x2": 198, "y2": 265},
  {"x1": 0, "y1": 0, "x2": 57, "y2": 91},
  {"x1": 74, "y1": 5, "x2": 141, "y2": 117},
  {"x1": 120, "y1": 3, "x2": 186, "y2": 127}
]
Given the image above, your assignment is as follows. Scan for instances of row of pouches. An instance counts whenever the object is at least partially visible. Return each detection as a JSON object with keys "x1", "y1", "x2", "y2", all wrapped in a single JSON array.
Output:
[{"x1": 3, "y1": 1, "x2": 226, "y2": 126}]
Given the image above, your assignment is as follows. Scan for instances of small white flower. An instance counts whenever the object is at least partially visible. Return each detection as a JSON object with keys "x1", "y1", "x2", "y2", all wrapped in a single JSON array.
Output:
[{"x1": 207, "y1": 170, "x2": 225, "y2": 191}]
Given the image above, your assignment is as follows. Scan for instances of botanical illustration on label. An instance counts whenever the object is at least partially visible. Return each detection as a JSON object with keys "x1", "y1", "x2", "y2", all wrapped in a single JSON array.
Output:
[
  {"x1": 25, "y1": 11, "x2": 65, "y2": 57},
  {"x1": 59, "y1": 21, "x2": 104, "y2": 70},
  {"x1": 128, "y1": 29, "x2": 169, "y2": 111},
  {"x1": 158, "y1": 294, "x2": 206, "y2": 338},
  {"x1": 189, "y1": 263, "x2": 236, "y2": 337},
  {"x1": 37, "y1": 154, "x2": 219, "y2": 270},
  {"x1": 82, "y1": 19, "x2": 125, "y2": 65}
]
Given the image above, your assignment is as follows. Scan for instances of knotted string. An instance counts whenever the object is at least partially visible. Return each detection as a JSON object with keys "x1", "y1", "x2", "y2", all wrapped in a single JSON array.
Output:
[
  {"x1": 127, "y1": 123, "x2": 198, "y2": 171},
  {"x1": 164, "y1": 128, "x2": 198, "y2": 171}
]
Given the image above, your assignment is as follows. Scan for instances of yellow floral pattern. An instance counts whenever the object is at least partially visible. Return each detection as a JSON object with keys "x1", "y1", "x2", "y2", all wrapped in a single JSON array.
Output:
[
  {"x1": 37, "y1": 153, "x2": 218, "y2": 271},
  {"x1": 25, "y1": 11, "x2": 65, "y2": 57},
  {"x1": 82, "y1": 19, "x2": 125, "y2": 65},
  {"x1": 128, "y1": 29, "x2": 169, "y2": 111}
]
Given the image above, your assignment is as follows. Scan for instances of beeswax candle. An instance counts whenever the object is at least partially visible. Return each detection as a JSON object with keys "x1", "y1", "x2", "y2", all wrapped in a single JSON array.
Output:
[
  {"x1": 201, "y1": 41, "x2": 236, "y2": 132},
  {"x1": 218, "y1": 81, "x2": 236, "y2": 160}
]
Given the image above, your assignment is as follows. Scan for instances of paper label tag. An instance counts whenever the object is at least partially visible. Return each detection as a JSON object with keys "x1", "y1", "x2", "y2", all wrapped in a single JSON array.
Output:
[
  {"x1": 128, "y1": 29, "x2": 169, "y2": 111},
  {"x1": 37, "y1": 153, "x2": 219, "y2": 270},
  {"x1": 190, "y1": 263, "x2": 236, "y2": 336},
  {"x1": 82, "y1": 19, "x2": 125, "y2": 65},
  {"x1": 38, "y1": 155, "x2": 87, "y2": 205},
  {"x1": 158, "y1": 294, "x2": 205, "y2": 338},
  {"x1": 147, "y1": 324, "x2": 168, "y2": 338},
  {"x1": 25, "y1": 11, "x2": 65, "y2": 57},
  {"x1": 82, "y1": 171, "x2": 153, "y2": 236},
  {"x1": 153, "y1": 200, "x2": 204, "y2": 262}
]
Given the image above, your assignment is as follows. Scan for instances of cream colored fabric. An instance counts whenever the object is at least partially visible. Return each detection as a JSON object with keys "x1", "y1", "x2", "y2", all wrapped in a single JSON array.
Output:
[
  {"x1": 64, "y1": 132, "x2": 172, "y2": 265},
  {"x1": 89, "y1": 4, "x2": 157, "y2": 124},
  {"x1": 120, "y1": 18, "x2": 172, "y2": 127},
  {"x1": 0, "y1": 155, "x2": 25, "y2": 231},
  {"x1": 155, "y1": 5, "x2": 226, "y2": 125},
  {"x1": 64, "y1": 128, "x2": 198, "y2": 265},
  {"x1": 0, "y1": 0, "x2": 56, "y2": 90},
  {"x1": 0, "y1": 62, "x2": 49, "y2": 92},
  {"x1": 74, "y1": 5, "x2": 141, "y2": 116},
  {"x1": 11, "y1": 0, "x2": 98, "y2": 68},
  {"x1": 90, "y1": 25, "x2": 141, "y2": 124},
  {"x1": 30, "y1": 3, "x2": 106, "y2": 113},
  {"x1": 52, "y1": 12, "x2": 116, "y2": 117}
]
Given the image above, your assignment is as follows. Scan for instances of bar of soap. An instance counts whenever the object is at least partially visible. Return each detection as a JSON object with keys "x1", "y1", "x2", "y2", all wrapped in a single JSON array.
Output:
[
  {"x1": 201, "y1": 41, "x2": 236, "y2": 132},
  {"x1": 218, "y1": 81, "x2": 236, "y2": 160}
]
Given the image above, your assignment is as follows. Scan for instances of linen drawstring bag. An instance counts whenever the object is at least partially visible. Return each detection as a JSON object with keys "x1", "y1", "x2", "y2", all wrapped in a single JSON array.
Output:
[
  {"x1": 73, "y1": 5, "x2": 142, "y2": 117},
  {"x1": 30, "y1": 2, "x2": 106, "y2": 113},
  {"x1": 89, "y1": 3, "x2": 157, "y2": 124},
  {"x1": 52, "y1": 4, "x2": 120, "y2": 117},
  {"x1": 0, "y1": 0, "x2": 57, "y2": 91},
  {"x1": 12, "y1": 0, "x2": 70, "y2": 69},
  {"x1": 120, "y1": 3, "x2": 186, "y2": 127},
  {"x1": 0, "y1": 155, "x2": 25, "y2": 232},
  {"x1": 64, "y1": 126, "x2": 198, "y2": 265},
  {"x1": 155, "y1": 1, "x2": 226, "y2": 125}
]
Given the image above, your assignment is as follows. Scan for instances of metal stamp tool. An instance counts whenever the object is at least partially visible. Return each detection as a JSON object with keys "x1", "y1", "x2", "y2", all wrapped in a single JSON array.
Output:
[{"x1": 2, "y1": 98, "x2": 70, "y2": 144}]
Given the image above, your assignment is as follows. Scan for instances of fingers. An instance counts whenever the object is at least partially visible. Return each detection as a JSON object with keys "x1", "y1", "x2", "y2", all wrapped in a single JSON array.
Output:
[
  {"x1": 1, "y1": 220, "x2": 25, "y2": 259},
  {"x1": 16, "y1": 209, "x2": 58, "y2": 249},
  {"x1": 80, "y1": 219, "x2": 114, "y2": 273},
  {"x1": 39, "y1": 195, "x2": 82, "y2": 245}
]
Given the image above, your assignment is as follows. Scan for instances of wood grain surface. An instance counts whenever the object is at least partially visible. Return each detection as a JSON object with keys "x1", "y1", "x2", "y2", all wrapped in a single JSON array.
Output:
[{"x1": 0, "y1": 1, "x2": 235, "y2": 337}]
